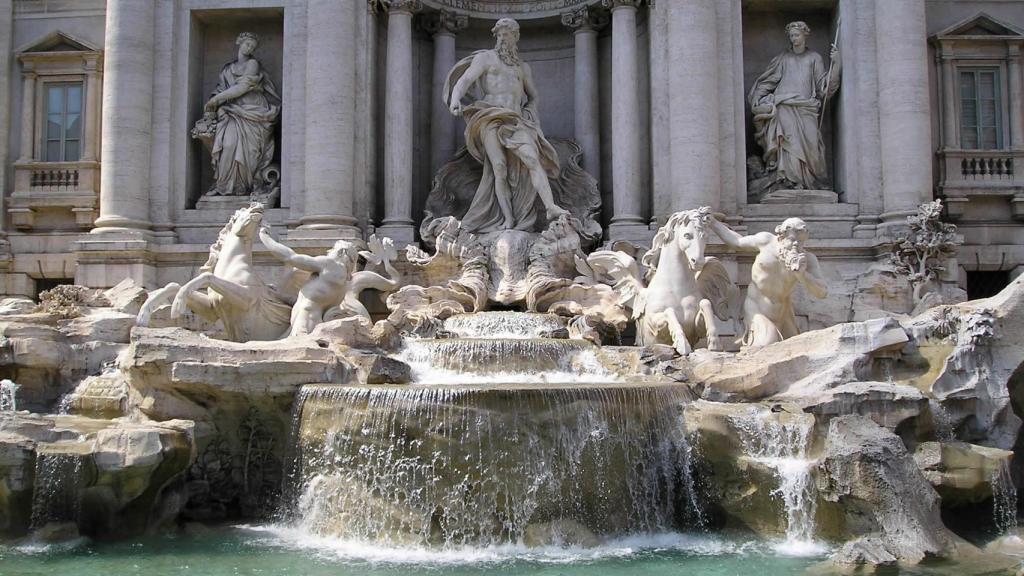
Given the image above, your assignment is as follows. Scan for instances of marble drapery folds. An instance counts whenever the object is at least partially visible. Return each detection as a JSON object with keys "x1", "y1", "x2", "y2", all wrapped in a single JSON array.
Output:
[
  {"x1": 208, "y1": 62, "x2": 280, "y2": 197},
  {"x1": 444, "y1": 51, "x2": 560, "y2": 234},
  {"x1": 749, "y1": 48, "x2": 838, "y2": 193}
]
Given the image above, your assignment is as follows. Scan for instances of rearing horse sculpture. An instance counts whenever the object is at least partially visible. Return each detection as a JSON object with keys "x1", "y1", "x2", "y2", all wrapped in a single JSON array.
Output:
[
  {"x1": 585, "y1": 207, "x2": 735, "y2": 355},
  {"x1": 137, "y1": 202, "x2": 292, "y2": 341}
]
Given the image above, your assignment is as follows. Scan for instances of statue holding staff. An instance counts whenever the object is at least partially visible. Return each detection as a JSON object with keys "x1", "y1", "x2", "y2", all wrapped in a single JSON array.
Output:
[{"x1": 749, "y1": 21, "x2": 841, "y2": 196}]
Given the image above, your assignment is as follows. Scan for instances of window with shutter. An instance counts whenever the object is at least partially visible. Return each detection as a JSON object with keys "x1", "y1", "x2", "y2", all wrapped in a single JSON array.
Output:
[
  {"x1": 958, "y1": 68, "x2": 1002, "y2": 150},
  {"x1": 44, "y1": 82, "x2": 84, "y2": 162}
]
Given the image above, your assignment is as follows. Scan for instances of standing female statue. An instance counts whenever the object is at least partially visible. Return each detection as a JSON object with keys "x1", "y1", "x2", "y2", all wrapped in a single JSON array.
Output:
[{"x1": 194, "y1": 32, "x2": 281, "y2": 198}]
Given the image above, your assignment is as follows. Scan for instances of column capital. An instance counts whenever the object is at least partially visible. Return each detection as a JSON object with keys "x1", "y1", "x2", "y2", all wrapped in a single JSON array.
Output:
[
  {"x1": 421, "y1": 9, "x2": 468, "y2": 37},
  {"x1": 601, "y1": 0, "x2": 643, "y2": 12},
  {"x1": 382, "y1": 0, "x2": 421, "y2": 15},
  {"x1": 561, "y1": 6, "x2": 608, "y2": 33}
]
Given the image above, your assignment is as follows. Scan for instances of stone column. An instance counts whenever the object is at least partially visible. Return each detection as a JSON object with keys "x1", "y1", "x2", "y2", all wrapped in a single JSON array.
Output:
[
  {"x1": 82, "y1": 56, "x2": 102, "y2": 162},
  {"x1": 562, "y1": 6, "x2": 606, "y2": 184},
  {"x1": 0, "y1": 0, "x2": 12, "y2": 252},
  {"x1": 380, "y1": 0, "x2": 421, "y2": 245},
  {"x1": 93, "y1": 0, "x2": 154, "y2": 233},
  {"x1": 604, "y1": 0, "x2": 646, "y2": 240},
  {"x1": 667, "y1": 0, "x2": 720, "y2": 212},
  {"x1": 939, "y1": 45, "x2": 957, "y2": 150},
  {"x1": 425, "y1": 9, "x2": 467, "y2": 175},
  {"x1": 1008, "y1": 43, "x2": 1024, "y2": 150},
  {"x1": 299, "y1": 0, "x2": 360, "y2": 237},
  {"x1": 17, "y1": 69, "x2": 35, "y2": 162},
  {"x1": 876, "y1": 0, "x2": 932, "y2": 231}
]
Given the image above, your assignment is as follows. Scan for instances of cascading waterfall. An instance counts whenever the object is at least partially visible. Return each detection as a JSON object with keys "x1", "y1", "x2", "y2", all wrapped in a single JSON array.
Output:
[
  {"x1": 992, "y1": 458, "x2": 1019, "y2": 534},
  {"x1": 0, "y1": 378, "x2": 19, "y2": 413},
  {"x1": 443, "y1": 312, "x2": 567, "y2": 339},
  {"x1": 286, "y1": 383, "x2": 701, "y2": 548},
  {"x1": 397, "y1": 339, "x2": 618, "y2": 384},
  {"x1": 731, "y1": 407, "x2": 819, "y2": 551},
  {"x1": 29, "y1": 451, "x2": 84, "y2": 529}
]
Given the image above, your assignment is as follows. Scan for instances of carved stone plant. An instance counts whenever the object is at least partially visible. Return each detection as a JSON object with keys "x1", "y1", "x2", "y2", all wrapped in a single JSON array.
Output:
[{"x1": 889, "y1": 199, "x2": 962, "y2": 306}]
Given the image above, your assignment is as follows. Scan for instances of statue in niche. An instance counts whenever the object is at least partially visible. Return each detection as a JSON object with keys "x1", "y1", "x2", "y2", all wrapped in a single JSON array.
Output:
[
  {"x1": 748, "y1": 21, "x2": 840, "y2": 201},
  {"x1": 707, "y1": 216, "x2": 828, "y2": 348},
  {"x1": 192, "y1": 32, "x2": 281, "y2": 204},
  {"x1": 444, "y1": 17, "x2": 569, "y2": 233}
]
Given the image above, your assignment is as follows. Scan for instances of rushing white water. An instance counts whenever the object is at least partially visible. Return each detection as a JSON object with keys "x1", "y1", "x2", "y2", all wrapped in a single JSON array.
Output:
[
  {"x1": 731, "y1": 407, "x2": 822, "y2": 554},
  {"x1": 0, "y1": 378, "x2": 19, "y2": 413},
  {"x1": 443, "y1": 312, "x2": 566, "y2": 339},
  {"x1": 242, "y1": 525, "x2": 764, "y2": 565},
  {"x1": 29, "y1": 451, "x2": 84, "y2": 529},
  {"x1": 286, "y1": 384, "x2": 702, "y2": 548},
  {"x1": 992, "y1": 458, "x2": 1019, "y2": 534},
  {"x1": 397, "y1": 338, "x2": 620, "y2": 384},
  {"x1": 929, "y1": 400, "x2": 956, "y2": 442}
]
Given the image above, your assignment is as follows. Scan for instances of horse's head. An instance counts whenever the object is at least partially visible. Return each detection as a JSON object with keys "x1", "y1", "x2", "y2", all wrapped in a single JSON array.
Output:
[
  {"x1": 671, "y1": 207, "x2": 711, "y2": 272},
  {"x1": 229, "y1": 202, "x2": 265, "y2": 238}
]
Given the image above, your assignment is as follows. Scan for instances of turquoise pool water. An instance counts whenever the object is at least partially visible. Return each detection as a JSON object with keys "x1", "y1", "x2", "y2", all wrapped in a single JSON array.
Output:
[
  {"x1": 0, "y1": 527, "x2": 822, "y2": 576},
  {"x1": 0, "y1": 526, "x2": 1016, "y2": 576}
]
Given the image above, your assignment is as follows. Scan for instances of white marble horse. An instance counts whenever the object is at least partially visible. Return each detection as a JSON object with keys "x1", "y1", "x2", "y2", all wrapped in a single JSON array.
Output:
[
  {"x1": 585, "y1": 207, "x2": 735, "y2": 355},
  {"x1": 137, "y1": 203, "x2": 292, "y2": 341}
]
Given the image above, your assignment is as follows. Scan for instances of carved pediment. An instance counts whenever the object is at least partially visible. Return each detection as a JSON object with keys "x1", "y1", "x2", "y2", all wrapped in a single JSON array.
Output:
[
  {"x1": 17, "y1": 30, "x2": 101, "y2": 55},
  {"x1": 934, "y1": 12, "x2": 1024, "y2": 40}
]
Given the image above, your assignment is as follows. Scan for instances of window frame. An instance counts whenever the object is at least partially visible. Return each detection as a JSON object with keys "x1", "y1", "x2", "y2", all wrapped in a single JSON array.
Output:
[
  {"x1": 35, "y1": 74, "x2": 88, "y2": 163},
  {"x1": 946, "y1": 56, "x2": 1012, "y2": 152},
  {"x1": 42, "y1": 80, "x2": 85, "y2": 162},
  {"x1": 957, "y1": 65, "x2": 1005, "y2": 150}
]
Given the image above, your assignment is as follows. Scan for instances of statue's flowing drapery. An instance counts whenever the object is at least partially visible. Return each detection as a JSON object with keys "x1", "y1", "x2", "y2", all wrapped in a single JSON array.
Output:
[
  {"x1": 445, "y1": 51, "x2": 559, "y2": 234},
  {"x1": 209, "y1": 63, "x2": 281, "y2": 196},
  {"x1": 748, "y1": 50, "x2": 838, "y2": 191}
]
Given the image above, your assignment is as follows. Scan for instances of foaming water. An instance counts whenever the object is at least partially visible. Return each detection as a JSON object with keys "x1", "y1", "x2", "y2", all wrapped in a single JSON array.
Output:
[
  {"x1": 443, "y1": 312, "x2": 566, "y2": 339},
  {"x1": 397, "y1": 338, "x2": 620, "y2": 384},
  {"x1": 993, "y1": 458, "x2": 1019, "y2": 534},
  {"x1": 732, "y1": 407, "x2": 821, "y2": 554},
  {"x1": 285, "y1": 384, "x2": 701, "y2": 548},
  {"x1": 242, "y1": 524, "x2": 766, "y2": 565},
  {"x1": 0, "y1": 378, "x2": 18, "y2": 413},
  {"x1": 29, "y1": 451, "x2": 84, "y2": 529}
]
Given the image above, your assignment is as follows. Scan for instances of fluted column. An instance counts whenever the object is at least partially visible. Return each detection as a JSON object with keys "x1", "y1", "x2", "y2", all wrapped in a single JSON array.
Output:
[
  {"x1": 876, "y1": 0, "x2": 932, "y2": 230},
  {"x1": 300, "y1": 0, "x2": 360, "y2": 237},
  {"x1": 17, "y1": 69, "x2": 35, "y2": 162},
  {"x1": 0, "y1": 0, "x2": 12, "y2": 246},
  {"x1": 425, "y1": 9, "x2": 467, "y2": 175},
  {"x1": 562, "y1": 7, "x2": 606, "y2": 184},
  {"x1": 380, "y1": 0, "x2": 421, "y2": 244},
  {"x1": 93, "y1": 0, "x2": 154, "y2": 233},
  {"x1": 604, "y1": 0, "x2": 645, "y2": 239},
  {"x1": 668, "y1": 0, "x2": 720, "y2": 212}
]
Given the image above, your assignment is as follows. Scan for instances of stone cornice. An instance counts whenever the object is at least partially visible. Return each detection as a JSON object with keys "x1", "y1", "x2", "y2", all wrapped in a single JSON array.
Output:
[
  {"x1": 561, "y1": 6, "x2": 609, "y2": 32},
  {"x1": 382, "y1": 0, "x2": 422, "y2": 15},
  {"x1": 421, "y1": 9, "x2": 468, "y2": 36},
  {"x1": 601, "y1": 0, "x2": 643, "y2": 11},
  {"x1": 419, "y1": 0, "x2": 601, "y2": 20}
]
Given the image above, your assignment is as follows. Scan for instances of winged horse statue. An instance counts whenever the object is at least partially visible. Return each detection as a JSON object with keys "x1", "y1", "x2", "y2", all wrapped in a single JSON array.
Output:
[
  {"x1": 582, "y1": 207, "x2": 735, "y2": 355},
  {"x1": 137, "y1": 202, "x2": 294, "y2": 341}
]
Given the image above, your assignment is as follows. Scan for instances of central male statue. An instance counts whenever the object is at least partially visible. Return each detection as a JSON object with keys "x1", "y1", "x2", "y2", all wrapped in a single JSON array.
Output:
[{"x1": 444, "y1": 18, "x2": 569, "y2": 234}]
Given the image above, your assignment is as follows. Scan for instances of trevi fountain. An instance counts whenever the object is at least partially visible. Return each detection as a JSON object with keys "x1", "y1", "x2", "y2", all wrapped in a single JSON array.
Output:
[{"x1": 1, "y1": 2, "x2": 1024, "y2": 575}]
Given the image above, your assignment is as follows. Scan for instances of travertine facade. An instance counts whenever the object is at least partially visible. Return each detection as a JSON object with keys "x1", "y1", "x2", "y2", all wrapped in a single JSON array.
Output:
[{"x1": 1, "y1": 0, "x2": 1023, "y2": 328}]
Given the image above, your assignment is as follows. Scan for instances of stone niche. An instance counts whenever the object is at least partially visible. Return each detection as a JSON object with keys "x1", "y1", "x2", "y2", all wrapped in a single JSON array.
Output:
[
  {"x1": 186, "y1": 9, "x2": 284, "y2": 210},
  {"x1": 409, "y1": 16, "x2": 580, "y2": 221},
  {"x1": 742, "y1": 4, "x2": 840, "y2": 205}
]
